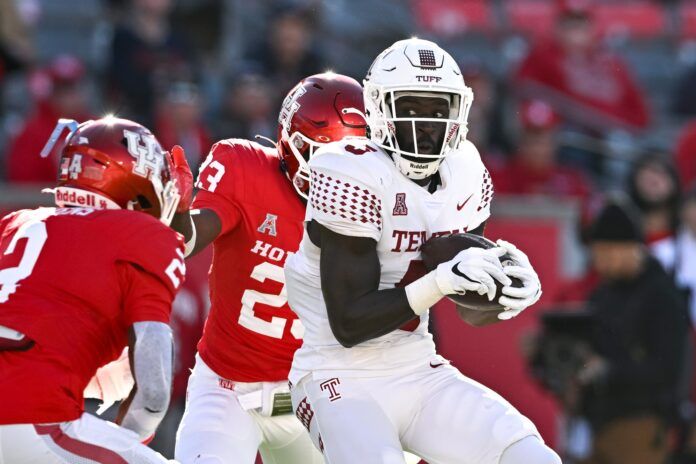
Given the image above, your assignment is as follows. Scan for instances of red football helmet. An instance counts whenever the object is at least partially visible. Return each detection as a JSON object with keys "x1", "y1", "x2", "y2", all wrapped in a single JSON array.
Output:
[
  {"x1": 41, "y1": 116, "x2": 180, "y2": 224},
  {"x1": 277, "y1": 72, "x2": 366, "y2": 199}
]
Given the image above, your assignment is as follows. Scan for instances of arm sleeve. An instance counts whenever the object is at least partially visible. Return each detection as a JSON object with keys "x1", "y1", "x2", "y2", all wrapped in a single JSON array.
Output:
[
  {"x1": 191, "y1": 141, "x2": 244, "y2": 235},
  {"x1": 307, "y1": 156, "x2": 383, "y2": 241},
  {"x1": 120, "y1": 321, "x2": 172, "y2": 440}
]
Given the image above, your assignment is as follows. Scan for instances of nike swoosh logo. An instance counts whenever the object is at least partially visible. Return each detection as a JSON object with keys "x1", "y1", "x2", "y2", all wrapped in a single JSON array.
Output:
[
  {"x1": 457, "y1": 194, "x2": 473, "y2": 211},
  {"x1": 430, "y1": 362, "x2": 444, "y2": 368},
  {"x1": 452, "y1": 264, "x2": 478, "y2": 283}
]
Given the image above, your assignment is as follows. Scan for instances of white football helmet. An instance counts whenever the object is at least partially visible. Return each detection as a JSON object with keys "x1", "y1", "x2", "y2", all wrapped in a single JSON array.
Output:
[{"x1": 363, "y1": 38, "x2": 474, "y2": 179}]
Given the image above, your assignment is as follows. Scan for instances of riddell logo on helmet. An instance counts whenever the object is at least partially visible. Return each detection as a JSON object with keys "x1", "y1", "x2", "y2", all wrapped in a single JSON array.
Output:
[
  {"x1": 416, "y1": 76, "x2": 442, "y2": 83},
  {"x1": 56, "y1": 189, "x2": 108, "y2": 209}
]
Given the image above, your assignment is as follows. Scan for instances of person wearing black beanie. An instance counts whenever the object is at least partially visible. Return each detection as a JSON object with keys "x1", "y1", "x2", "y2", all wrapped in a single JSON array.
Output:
[
  {"x1": 572, "y1": 195, "x2": 690, "y2": 464},
  {"x1": 587, "y1": 196, "x2": 645, "y2": 243},
  {"x1": 586, "y1": 195, "x2": 646, "y2": 282}
]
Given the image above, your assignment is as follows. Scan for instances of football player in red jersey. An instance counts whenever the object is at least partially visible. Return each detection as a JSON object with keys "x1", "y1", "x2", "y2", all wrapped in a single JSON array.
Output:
[
  {"x1": 171, "y1": 73, "x2": 366, "y2": 464},
  {"x1": 0, "y1": 117, "x2": 190, "y2": 463}
]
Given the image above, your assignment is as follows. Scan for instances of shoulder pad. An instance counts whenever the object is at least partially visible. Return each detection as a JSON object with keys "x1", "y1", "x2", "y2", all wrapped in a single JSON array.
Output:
[
  {"x1": 202, "y1": 138, "x2": 276, "y2": 175},
  {"x1": 195, "y1": 138, "x2": 277, "y2": 200},
  {"x1": 309, "y1": 139, "x2": 393, "y2": 194}
]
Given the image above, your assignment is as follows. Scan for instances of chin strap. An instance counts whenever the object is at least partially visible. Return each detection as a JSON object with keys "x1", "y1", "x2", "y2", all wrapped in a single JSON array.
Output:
[
  {"x1": 342, "y1": 107, "x2": 368, "y2": 124},
  {"x1": 40, "y1": 119, "x2": 80, "y2": 158},
  {"x1": 254, "y1": 135, "x2": 278, "y2": 148}
]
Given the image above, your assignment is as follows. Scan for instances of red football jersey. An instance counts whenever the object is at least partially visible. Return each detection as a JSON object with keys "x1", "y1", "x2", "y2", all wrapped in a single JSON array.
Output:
[
  {"x1": 193, "y1": 139, "x2": 305, "y2": 382},
  {"x1": 0, "y1": 207, "x2": 185, "y2": 424}
]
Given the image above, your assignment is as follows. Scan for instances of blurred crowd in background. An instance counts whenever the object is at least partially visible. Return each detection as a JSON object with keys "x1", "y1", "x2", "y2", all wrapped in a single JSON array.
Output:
[{"x1": 3, "y1": 0, "x2": 696, "y2": 462}]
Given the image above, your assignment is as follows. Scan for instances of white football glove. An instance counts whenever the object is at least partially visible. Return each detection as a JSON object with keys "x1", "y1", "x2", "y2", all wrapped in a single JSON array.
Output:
[
  {"x1": 435, "y1": 247, "x2": 512, "y2": 301},
  {"x1": 496, "y1": 239, "x2": 542, "y2": 320},
  {"x1": 83, "y1": 348, "x2": 134, "y2": 414}
]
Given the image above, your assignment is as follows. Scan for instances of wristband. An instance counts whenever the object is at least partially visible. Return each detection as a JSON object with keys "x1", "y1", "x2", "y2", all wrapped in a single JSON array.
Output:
[
  {"x1": 184, "y1": 215, "x2": 197, "y2": 257},
  {"x1": 404, "y1": 271, "x2": 445, "y2": 316}
]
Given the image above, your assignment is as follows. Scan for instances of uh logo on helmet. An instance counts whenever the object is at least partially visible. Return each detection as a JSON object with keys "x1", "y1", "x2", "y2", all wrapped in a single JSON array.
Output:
[
  {"x1": 363, "y1": 38, "x2": 474, "y2": 180},
  {"x1": 41, "y1": 116, "x2": 180, "y2": 225}
]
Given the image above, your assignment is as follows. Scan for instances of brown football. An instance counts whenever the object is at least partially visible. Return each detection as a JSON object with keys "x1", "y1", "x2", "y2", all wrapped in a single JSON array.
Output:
[{"x1": 420, "y1": 233, "x2": 523, "y2": 311}]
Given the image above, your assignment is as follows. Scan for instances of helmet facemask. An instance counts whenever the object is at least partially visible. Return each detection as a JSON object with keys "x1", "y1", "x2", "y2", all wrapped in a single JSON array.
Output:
[
  {"x1": 282, "y1": 126, "x2": 325, "y2": 200},
  {"x1": 365, "y1": 86, "x2": 473, "y2": 180},
  {"x1": 148, "y1": 167, "x2": 180, "y2": 226}
]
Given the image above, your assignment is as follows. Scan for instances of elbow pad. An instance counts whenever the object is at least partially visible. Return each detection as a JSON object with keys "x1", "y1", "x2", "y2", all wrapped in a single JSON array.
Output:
[{"x1": 120, "y1": 321, "x2": 173, "y2": 440}]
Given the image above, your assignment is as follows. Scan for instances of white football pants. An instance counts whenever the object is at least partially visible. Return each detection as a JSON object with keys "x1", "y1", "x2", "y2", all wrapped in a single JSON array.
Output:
[
  {"x1": 175, "y1": 355, "x2": 322, "y2": 464},
  {"x1": 290, "y1": 359, "x2": 543, "y2": 464},
  {"x1": 0, "y1": 413, "x2": 172, "y2": 463}
]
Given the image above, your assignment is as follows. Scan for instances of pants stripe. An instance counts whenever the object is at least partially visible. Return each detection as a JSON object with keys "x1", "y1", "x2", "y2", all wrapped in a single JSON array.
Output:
[{"x1": 34, "y1": 424, "x2": 129, "y2": 464}]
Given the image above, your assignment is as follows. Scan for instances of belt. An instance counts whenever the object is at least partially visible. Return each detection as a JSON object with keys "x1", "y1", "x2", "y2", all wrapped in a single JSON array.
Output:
[{"x1": 237, "y1": 389, "x2": 293, "y2": 416}]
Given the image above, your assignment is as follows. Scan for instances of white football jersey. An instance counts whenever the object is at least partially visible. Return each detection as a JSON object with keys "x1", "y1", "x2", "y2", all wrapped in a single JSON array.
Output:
[{"x1": 284, "y1": 139, "x2": 492, "y2": 384}]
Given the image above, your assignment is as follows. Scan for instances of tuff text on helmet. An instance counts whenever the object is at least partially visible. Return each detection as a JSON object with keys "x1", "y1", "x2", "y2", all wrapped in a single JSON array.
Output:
[{"x1": 415, "y1": 76, "x2": 442, "y2": 83}]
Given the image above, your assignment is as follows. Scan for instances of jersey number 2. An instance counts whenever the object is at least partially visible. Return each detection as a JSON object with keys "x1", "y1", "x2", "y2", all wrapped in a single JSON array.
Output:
[
  {"x1": 239, "y1": 262, "x2": 304, "y2": 339},
  {"x1": 0, "y1": 221, "x2": 48, "y2": 303}
]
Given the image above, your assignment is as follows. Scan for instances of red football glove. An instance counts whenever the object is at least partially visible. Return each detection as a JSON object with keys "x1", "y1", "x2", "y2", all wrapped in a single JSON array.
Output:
[{"x1": 170, "y1": 145, "x2": 193, "y2": 213}]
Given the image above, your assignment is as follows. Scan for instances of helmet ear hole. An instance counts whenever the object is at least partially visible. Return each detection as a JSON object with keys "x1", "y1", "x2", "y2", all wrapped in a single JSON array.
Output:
[{"x1": 136, "y1": 195, "x2": 152, "y2": 209}]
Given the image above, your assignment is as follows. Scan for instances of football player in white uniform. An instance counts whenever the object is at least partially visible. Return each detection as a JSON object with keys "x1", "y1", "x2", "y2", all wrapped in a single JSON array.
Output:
[{"x1": 284, "y1": 38, "x2": 561, "y2": 464}]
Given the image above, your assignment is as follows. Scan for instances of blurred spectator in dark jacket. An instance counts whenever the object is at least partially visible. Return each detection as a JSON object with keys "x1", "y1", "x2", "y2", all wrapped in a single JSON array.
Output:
[
  {"x1": 247, "y1": 5, "x2": 324, "y2": 105},
  {"x1": 214, "y1": 72, "x2": 275, "y2": 141},
  {"x1": 6, "y1": 55, "x2": 91, "y2": 183},
  {"x1": 154, "y1": 81, "x2": 211, "y2": 171},
  {"x1": 627, "y1": 154, "x2": 682, "y2": 245},
  {"x1": 514, "y1": 0, "x2": 649, "y2": 134},
  {"x1": 109, "y1": 0, "x2": 194, "y2": 127},
  {"x1": 675, "y1": 121, "x2": 696, "y2": 189},
  {"x1": 673, "y1": 62, "x2": 696, "y2": 118},
  {"x1": 491, "y1": 100, "x2": 591, "y2": 201},
  {"x1": 576, "y1": 196, "x2": 690, "y2": 464},
  {"x1": 462, "y1": 63, "x2": 508, "y2": 164}
]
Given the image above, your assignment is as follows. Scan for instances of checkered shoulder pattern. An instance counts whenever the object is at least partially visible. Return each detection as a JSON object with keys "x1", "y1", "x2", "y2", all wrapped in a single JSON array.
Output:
[
  {"x1": 310, "y1": 170, "x2": 382, "y2": 231},
  {"x1": 477, "y1": 168, "x2": 493, "y2": 212},
  {"x1": 295, "y1": 397, "x2": 314, "y2": 431}
]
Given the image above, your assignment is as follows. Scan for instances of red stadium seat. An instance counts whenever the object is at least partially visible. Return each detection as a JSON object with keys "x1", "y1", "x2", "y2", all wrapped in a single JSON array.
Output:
[
  {"x1": 594, "y1": 1, "x2": 666, "y2": 39},
  {"x1": 504, "y1": 0, "x2": 665, "y2": 40},
  {"x1": 412, "y1": 0, "x2": 495, "y2": 36},
  {"x1": 504, "y1": 0, "x2": 556, "y2": 39}
]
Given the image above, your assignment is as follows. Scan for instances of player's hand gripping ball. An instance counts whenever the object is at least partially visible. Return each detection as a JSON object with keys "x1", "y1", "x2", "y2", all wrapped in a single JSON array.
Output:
[{"x1": 421, "y1": 233, "x2": 524, "y2": 311}]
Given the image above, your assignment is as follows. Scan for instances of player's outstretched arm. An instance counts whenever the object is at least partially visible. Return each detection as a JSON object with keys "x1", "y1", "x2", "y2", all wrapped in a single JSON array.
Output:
[
  {"x1": 116, "y1": 322, "x2": 173, "y2": 442},
  {"x1": 168, "y1": 145, "x2": 223, "y2": 257},
  {"x1": 170, "y1": 208, "x2": 222, "y2": 257}
]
